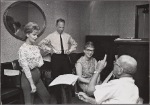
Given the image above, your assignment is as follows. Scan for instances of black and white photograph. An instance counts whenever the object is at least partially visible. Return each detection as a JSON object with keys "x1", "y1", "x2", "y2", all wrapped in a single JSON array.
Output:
[{"x1": 1, "y1": 0, "x2": 149, "y2": 104}]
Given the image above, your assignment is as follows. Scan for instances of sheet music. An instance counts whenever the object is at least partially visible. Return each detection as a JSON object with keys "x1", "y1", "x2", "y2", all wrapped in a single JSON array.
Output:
[
  {"x1": 4, "y1": 69, "x2": 20, "y2": 76},
  {"x1": 49, "y1": 74, "x2": 79, "y2": 86}
]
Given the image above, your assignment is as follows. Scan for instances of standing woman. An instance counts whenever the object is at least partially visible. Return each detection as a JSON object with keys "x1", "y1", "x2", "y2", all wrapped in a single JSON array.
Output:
[
  {"x1": 18, "y1": 22, "x2": 51, "y2": 104},
  {"x1": 75, "y1": 41, "x2": 101, "y2": 94}
]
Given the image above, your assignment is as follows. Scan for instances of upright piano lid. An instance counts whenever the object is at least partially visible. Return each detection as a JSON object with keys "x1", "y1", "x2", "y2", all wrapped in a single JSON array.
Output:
[{"x1": 114, "y1": 38, "x2": 149, "y2": 45}]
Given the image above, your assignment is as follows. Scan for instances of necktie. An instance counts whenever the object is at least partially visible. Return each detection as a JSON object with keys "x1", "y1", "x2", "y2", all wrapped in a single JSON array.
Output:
[{"x1": 60, "y1": 34, "x2": 64, "y2": 54}]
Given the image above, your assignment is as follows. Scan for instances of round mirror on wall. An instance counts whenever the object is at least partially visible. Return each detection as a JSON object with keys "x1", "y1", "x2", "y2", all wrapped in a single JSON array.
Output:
[{"x1": 3, "y1": 1, "x2": 46, "y2": 41}]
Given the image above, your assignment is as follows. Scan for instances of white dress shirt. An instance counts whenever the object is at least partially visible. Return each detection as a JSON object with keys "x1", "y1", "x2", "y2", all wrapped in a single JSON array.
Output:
[
  {"x1": 94, "y1": 77, "x2": 139, "y2": 104},
  {"x1": 39, "y1": 31, "x2": 77, "y2": 55}
]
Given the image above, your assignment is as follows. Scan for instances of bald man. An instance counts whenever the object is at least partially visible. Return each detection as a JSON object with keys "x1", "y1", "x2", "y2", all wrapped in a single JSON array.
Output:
[{"x1": 77, "y1": 55, "x2": 139, "y2": 104}]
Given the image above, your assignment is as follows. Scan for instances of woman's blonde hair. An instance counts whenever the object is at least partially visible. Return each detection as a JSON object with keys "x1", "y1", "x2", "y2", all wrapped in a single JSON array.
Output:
[
  {"x1": 23, "y1": 22, "x2": 40, "y2": 40},
  {"x1": 24, "y1": 22, "x2": 40, "y2": 34}
]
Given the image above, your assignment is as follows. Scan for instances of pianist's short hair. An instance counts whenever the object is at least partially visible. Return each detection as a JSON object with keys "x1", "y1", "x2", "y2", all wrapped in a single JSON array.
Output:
[{"x1": 84, "y1": 41, "x2": 95, "y2": 49}]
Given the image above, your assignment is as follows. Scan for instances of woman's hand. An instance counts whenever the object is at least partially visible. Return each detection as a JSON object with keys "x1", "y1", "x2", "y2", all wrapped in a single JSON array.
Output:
[
  {"x1": 31, "y1": 84, "x2": 36, "y2": 93},
  {"x1": 96, "y1": 54, "x2": 107, "y2": 73}
]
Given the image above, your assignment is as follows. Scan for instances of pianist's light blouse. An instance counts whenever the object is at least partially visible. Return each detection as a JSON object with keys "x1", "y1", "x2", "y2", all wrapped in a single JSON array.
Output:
[{"x1": 18, "y1": 43, "x2": 44, "y2": 78}]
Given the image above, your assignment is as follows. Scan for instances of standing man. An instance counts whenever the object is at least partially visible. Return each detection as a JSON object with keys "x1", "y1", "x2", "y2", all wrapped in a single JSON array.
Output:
[{"x1": 39, "y1": 18, "x2": 77, "y2": 104}]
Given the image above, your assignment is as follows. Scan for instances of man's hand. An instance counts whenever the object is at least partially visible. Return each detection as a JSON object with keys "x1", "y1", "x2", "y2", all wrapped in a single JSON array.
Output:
[
  {"x1": 78, "y1": 92, "x2": 98, "y2": 104},
  {"x1": 65, "y1": 49, "x2": 71, "y2": 54},
  {"x1": 31, "y1": 84, "x2": 36, "y2": 93},
  {"x1": 96, "y1": 54, "x2": 107, "y2": 73},
  {"x1": 78, "y1": 92, "x2": 89, "y2": 103},
  {"x1": 55, "y1": 51, "x2": 61, "y2": 54}
]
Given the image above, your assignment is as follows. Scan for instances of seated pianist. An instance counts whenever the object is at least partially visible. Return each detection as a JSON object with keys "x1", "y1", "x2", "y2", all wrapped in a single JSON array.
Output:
[{"x1": 77, "y1": 55, "x2": 140, "y2": 104}]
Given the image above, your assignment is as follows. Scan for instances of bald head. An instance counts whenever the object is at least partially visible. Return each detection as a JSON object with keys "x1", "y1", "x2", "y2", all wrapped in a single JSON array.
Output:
[{"x1": 118, "y1": 55, "x2": 137, "y2": 76}]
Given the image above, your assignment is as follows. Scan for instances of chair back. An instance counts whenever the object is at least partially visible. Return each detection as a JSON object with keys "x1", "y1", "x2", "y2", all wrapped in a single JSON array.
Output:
[
  {"x1": 12, "y1": 60, "x2": 22, "y2": 70},
  {"x1": 1, "y1": 60, "x2": 22, "y2": 88},
  {"x1": 137, "y1": 97, "x2": 143, "y2": 104},
  {"x1": 1, "y1": 60, "x2": 24, "y2": 104},
  {"x1": 11, "y1": 60, "x2": 22, "y2": 87},
  {"x1": 1, "y1": 62, "x2": 14, "y2": 88},
  {"x1": 68, "y1": 53, "x2": 84, "y2": 74}
]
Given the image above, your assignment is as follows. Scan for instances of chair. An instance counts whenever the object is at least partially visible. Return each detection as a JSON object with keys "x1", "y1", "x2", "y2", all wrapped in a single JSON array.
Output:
[
  {"x1": 137, "y1": 97, "x2": 143, "y2": 104},
  {"x1": 68, "y1": 53, "x2": 84, "y2": 94},
  {"x1": 1, "y1": 60, "x2": 24, "y2": 104},
  {"x1": 39, "y1": 61, "x2": 53, "y2": 88}
]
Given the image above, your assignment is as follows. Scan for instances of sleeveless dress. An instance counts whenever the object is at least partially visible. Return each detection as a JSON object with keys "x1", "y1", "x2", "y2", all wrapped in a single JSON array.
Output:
[{"x1": 76, "y1": 56, "x2": 97, "y2": 92}]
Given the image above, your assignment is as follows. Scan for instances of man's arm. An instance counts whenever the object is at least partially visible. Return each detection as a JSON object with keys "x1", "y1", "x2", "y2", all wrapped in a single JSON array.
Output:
[{"x1": 87, "y1": 55, "x2": 107, "y2": 96}]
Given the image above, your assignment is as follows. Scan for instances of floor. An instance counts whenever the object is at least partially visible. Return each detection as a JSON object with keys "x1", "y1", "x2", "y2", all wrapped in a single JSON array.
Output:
[
  {"x1": 33, "y1": 85, "x2": 89, "y2": 104},
  {"x1": 34, "y1": 78, "x2": 89, "y2": 104},
  {"x1": 34, "y1": 93, "x2": 88, "y2": 104}
]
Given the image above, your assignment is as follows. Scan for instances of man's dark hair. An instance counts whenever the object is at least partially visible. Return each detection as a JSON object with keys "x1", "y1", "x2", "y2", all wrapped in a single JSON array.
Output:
[{"x1": 56, "y1": 18, "x2": 65, "y2": 25}]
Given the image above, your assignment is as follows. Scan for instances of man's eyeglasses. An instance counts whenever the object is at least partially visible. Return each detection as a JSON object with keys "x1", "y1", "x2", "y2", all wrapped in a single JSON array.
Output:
[{"x1": 114, "y1": 61, "x2": 123, "y2": 71}]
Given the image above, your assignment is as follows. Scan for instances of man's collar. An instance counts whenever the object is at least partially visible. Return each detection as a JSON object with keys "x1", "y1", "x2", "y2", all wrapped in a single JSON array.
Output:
[{"x1": 56, "y1": 31, "x2": 64, "y2": 35}]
